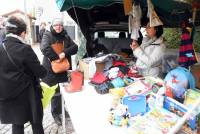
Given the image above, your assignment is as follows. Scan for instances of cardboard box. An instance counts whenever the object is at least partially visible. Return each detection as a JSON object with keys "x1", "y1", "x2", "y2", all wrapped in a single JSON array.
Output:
[
  {"x1": 95, "y1": 61, "x2": 105, "y2": 72},
  {"x1": 190, "y1": 64, "x2": 200, "y2": 89},
  {"x1": 79, "y1": 59, "x2": 90, "y2": 80},
  {"x1": 79, "y1": 59, "x2": 105, "y2": 80}
]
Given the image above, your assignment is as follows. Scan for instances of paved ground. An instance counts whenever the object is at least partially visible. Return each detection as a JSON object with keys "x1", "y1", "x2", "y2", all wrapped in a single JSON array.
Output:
[
  {"x1": 0, "y1": 105, "x2": 75, "y2": 134},
  {"x1": 0, "y1": 44, "x2": 75, "y2": 134}
]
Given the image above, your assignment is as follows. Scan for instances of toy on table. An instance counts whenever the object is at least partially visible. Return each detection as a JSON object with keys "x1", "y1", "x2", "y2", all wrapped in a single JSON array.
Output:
[{"x1": 108, "y1": 104, "x2": 130, "y2": 127}]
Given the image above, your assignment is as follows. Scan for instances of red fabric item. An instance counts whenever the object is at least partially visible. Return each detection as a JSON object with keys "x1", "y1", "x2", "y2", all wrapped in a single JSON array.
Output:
[
  {"x1": 165, "y1": 86, "x2": 173, "y2": 98},
  {"x1": 179, "y1": 44, "x2": 194, "y2": 52},
  {"x1": 65, "y1": 71, "x2": 83, "y2": 93},
  {"x1": 117, "y1": 71, "x2": 125, "y2": 78},
  {"x1": 112, "y1": 60, "x2": 126, "y2": 67},
  {"x1": 178, "y1": 56, "x2": 197, "y2": 63},
  {"x1": 178, "y1": 28, "x2": 197, "y2": 68},
  {"x1": 91, "y1": 72, "x2": 107, "y2": 84},
  {"x1": 127, "y1": 70, "x2": 143, "y2": 78},
  {"x1": 181, "y1": 33, "x2": 190, "y2": 40},
  {"x1": 192, "y1": 2, "x2": 200, "y2": 9}
]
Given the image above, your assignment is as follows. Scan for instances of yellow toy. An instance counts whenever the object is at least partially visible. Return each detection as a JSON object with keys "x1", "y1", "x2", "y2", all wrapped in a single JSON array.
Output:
[{"x1": 109, "y1": 87, "x2": 125, "y2": 97}]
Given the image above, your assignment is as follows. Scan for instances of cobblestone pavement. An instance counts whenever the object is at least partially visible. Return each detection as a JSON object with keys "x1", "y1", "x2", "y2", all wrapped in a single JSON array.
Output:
[
  {"x1": 0, "y1": 105, "x2": 75, "y2": 134},
  {"x1": 0, "y1": 44, "x2": 75, "y2": 134}
]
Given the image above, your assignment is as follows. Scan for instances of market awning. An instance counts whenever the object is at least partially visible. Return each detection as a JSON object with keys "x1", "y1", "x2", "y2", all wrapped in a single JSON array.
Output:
[
  {"x1": 56, "y1": 0, "x2": 121, "y2": 11},
  {"x1": 56, "y1": 0, "x2": 191, "y2": 12},
  {"x1": 56, "y1": 0, "x2": 200, "y2": 27}
]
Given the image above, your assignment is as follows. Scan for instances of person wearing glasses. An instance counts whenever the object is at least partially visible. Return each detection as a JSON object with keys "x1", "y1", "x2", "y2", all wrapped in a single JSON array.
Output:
[
  {"x1": 40, "y1": 18, "x2": 78, "y2": 125},
  {"x1": 130, "y1": 20, "x2": 166, "y2": 77}
]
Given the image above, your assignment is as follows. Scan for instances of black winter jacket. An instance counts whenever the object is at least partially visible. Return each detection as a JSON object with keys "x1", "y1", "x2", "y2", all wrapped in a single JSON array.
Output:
[
  {"x1": 40, "y1": 27, "x2": 78, "y2": 85},
  {"x1": 0, "y1": 36, "x2": 47, "y2": 124}
]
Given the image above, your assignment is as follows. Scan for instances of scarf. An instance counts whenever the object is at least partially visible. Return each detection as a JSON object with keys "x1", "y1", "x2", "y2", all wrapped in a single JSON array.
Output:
[
  {"x1": 141, "y1": 36, "x2": 163, "y2": 48},
  {"x1": 6, "y1": 33, "x2": 26, "y2": 44},
  {"x1": 50, "y1": 26, "x2": 66, "y2": 37}
]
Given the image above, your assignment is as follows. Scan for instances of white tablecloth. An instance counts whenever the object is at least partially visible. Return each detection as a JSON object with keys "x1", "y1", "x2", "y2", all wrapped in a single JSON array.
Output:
[{"x1": 60, "y1": 80, "x2": 127, "y2": 134}]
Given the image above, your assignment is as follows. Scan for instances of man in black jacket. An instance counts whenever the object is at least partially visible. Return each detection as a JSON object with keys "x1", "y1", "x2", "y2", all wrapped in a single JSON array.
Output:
[{"x1": 40, "y1": 18, "x2": 78, "y2": 125}]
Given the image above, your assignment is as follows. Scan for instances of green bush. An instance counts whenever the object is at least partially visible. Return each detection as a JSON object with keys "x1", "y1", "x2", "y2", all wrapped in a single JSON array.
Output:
[{"x1": 193, "y1": 29, "x2": 200, "y2": 52}]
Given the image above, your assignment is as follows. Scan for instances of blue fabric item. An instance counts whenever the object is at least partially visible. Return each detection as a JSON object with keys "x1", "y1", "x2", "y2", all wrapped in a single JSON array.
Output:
[{"x1": 111, "y1": 77, "x2": 125, "y2": 88}]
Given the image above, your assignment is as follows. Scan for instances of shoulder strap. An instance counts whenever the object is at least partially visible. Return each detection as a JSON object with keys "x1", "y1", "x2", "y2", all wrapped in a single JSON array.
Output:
[{"x1": 2, "y1": 43, "x2": 22, "y2": 72}]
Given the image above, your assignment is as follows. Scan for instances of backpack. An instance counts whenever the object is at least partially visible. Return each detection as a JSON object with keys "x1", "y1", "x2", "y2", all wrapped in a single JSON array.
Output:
[{"x1": 164, "y1": 67, "x2": 195, "y2": 90}]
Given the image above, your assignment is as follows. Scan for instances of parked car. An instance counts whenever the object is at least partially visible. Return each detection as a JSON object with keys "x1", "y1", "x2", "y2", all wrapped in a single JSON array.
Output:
[{"x1": 56, "y1": 0, "x2": 200, "y2": 57}]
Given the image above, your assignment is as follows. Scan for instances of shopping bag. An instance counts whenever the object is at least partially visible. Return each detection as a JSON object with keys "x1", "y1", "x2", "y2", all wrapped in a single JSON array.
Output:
[
  {"x1": 51, "y1": 42, "x2": 64, "y2": 55},
  {"x1": 51, "y1": 42, "x2": 70, "y2": 73},
  {"x1": 51, "y1": 58, "x2": 70, "y2": 73},
  {"x1": 64, "y1": 70, "x2": 83, "y2": 93},
  {"x1": 40, "y1": 82, "x2": 58, "y2": 109}
]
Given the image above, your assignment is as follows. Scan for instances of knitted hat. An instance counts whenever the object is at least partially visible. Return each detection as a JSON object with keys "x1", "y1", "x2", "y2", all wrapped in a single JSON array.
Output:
[{"x1": 52, "y1": 18, "x2": 63, "y2": 26}]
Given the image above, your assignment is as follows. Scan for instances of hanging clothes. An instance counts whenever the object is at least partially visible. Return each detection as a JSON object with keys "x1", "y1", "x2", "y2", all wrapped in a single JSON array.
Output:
[
  {"x1": 129, "y1": 2, "x2": 142, "y2": 40},
  {"x1": 178, "y1": 27, "x2": 197, "y2": 68}
]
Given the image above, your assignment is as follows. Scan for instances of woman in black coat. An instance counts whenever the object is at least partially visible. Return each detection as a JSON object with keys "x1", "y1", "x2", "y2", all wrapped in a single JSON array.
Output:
[
  {"x1": 0, "y1": 16, "x2": 47, "y2": 134},
  {"x1": 40, "y1": 18, "x2": 78, "y2": 125}
]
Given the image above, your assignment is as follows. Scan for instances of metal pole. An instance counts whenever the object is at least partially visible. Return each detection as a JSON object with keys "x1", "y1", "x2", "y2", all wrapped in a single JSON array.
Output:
[
  {"x1": 24, "y1": 0, "x2": 28, "y2": 27},
  {"x1": 61, "y1": 84, "x2": 67, "y2": 133},
  {"x1": 24, "y1": 0, "x2": 32, "y2": 45},
  {"x1": 168, "y1": 97, "x2": 200, "y2": 134}
]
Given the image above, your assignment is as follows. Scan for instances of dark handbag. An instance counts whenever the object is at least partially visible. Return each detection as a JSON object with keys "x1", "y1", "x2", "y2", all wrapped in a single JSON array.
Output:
[{"x1": 51, "y1": 42, "x2": 70, "y2": 73}]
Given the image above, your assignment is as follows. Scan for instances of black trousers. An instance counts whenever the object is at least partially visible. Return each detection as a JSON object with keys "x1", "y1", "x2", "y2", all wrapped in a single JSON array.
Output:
[
  {"x1": 51, "y1": 86, "x2": 62, "y2": 118},
  {"x1": 12, "y1": 123, "x2": 44, "y2": 134}
]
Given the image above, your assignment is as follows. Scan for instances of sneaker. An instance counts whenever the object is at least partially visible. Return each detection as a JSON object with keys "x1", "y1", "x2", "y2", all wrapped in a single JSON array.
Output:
[{"x1": 54, "y1": 116, "x2": 62, "y2": 126}]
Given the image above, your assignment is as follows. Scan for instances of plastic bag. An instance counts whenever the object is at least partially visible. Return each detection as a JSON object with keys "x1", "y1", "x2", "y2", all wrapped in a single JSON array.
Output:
[
  {"x1": 40, "y1": 82, "x2": 58, "y2": 109},
  {"x1": 64, "y1": 71, "x2": 83, "y2": 93}
]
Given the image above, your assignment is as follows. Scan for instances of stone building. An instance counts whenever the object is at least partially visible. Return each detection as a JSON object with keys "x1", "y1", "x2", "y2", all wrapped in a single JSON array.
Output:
[{"x1": 1, "y1": 9, "x2": 36, "y2": 45}]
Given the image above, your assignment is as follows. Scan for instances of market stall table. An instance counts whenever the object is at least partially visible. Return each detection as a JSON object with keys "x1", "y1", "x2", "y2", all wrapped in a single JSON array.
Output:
[
  {"x1": 60, "y1": 80, "x2": 200, "y2": 134},
  {"x1": 60, "y1": 80, "x2": 127, "y2": 134}
]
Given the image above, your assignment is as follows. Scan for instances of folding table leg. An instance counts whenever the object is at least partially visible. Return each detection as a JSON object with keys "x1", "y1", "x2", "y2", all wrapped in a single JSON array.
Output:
[{"x1": 62, "y1": 94, "x2": 66, "y2": 133}]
